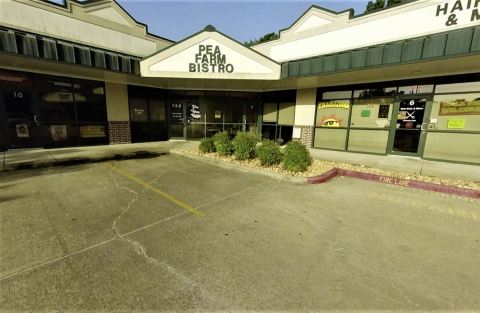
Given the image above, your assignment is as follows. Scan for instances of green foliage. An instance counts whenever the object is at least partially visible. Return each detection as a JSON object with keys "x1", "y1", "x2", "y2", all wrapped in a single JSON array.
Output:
[
  {"x1": 282, "y1": 141, "x2": 311, "y2": 172},
  {"x1": 199, "y1": 138, "x2": 216, "y2": 153},
  {"x1": 364, "y1": 0, "x2": 408, "y2": 14},
  {"x1": 244, "y1": 32, "x2": 280, "y2": 47},
  {"x1": 212, "y1": 131, "x2": 233, "y2": 156},
  {"x1": 232, "y1": 132, "x2": 257, "y2": 160},
  {"x1": 386, "y1": 0, "x2": 408, "y2": 6},
  {"x1": 256, "y1": 140, "x2": 282, "y2": 166},
  {"x1": 365, "y1": 0, "x2": 385, "y2": 13}
]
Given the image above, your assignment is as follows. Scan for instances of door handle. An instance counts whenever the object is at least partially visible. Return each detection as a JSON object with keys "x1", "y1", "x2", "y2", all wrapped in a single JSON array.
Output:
[
  {"x1": 420, "y1": 122, "x2": 427, "y2": 131},
  {"x1": 33, "y1": 114, "x2": 40, "y2": 126}
]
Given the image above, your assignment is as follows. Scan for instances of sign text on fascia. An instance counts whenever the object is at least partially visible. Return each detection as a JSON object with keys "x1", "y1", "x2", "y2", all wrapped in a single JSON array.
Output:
[
  {"x1": 189, "y1": 45, "x2": 234, "y2": 73},
  {"x1": 436, "y1": 0, "x2": 480, "y2": 26}
]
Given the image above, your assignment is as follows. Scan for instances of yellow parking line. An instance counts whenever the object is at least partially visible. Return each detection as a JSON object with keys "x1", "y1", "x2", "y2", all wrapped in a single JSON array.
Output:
[{"x1": 105, "y1": 163, "x2": 205, "y2": 217}]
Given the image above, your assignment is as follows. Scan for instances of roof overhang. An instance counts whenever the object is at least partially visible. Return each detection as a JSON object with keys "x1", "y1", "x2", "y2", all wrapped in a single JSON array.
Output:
[
  {"x1": 140, "y1": 26, "x2": 281, "y2": 80},
  {"x1": 2, "y1": 52, "x2": 479, "y2": 92}
]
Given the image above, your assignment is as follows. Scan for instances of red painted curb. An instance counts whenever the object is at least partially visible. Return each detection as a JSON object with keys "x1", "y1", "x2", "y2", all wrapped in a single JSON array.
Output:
[
  {"x1": 306, "y1": 168, "x2": 338, "y2": 184},
  {"x1": 308, "y1": 168, "x2": 480, "y2": 199}
]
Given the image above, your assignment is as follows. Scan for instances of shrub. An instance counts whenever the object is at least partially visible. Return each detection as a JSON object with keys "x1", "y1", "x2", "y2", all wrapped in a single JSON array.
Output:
[
  {"x1": 232, "y1": 132, "x2": 257, "y2": 160},
  {"x1": 199, "y1": 138, "x2": 215, "y2": 153},
  {"x1": 282, "y1": 140, "x2": 311, "y2": 172},
  {"x1": 212, "y1": 131, "x2": 233, "y2": 156},
  {"x1": 256, "y1": 140, "x2": 282, "y2": 166}
]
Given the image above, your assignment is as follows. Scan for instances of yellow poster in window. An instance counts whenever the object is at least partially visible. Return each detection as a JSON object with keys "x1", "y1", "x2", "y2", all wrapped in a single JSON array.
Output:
[
  {"x1": 80, "y1": 126, "x2": 106, "y2": 138},
  {"x1": 447, "y1": 119, "x2": 466, "y2": 129}
]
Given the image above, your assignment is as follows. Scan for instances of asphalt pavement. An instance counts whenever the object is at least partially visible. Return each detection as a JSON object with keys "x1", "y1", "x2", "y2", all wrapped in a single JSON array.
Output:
[{"x1": 0, "y1": 154, "x2": 479, "y2": 312}]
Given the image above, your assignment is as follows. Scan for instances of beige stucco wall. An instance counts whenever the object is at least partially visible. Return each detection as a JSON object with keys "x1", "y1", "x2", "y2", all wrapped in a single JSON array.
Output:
[
  {"x1": 294, "y1": 88, "x2": 317, "y2": 126},
  {"x1": 105, "y1": 82, "x2": 129, "y2": 121},
  {"x1": 253, "y1": 0, "x2": 480, "y2": 62},
  {"x1": 0, "y1": 0, "x2": 170, "y2": 57}
]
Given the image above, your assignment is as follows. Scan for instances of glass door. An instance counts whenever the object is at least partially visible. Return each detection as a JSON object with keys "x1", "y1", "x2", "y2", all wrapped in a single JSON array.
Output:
[
  {"x1": 168, "y1": 100, "x2": 186, "y2": 139},
  {"x1": 388, "y1": 96, "x2": 432, "y2": 157},
  {"x1": 186, "y1": 101, "x2": 205, "y2": 139},
  {"x1": 2, "y1": 89, "x2": 41, "y2": 148}
]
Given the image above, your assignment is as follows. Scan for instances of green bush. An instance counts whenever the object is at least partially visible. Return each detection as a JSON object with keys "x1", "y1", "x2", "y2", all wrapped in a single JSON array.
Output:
[
  {"x1": 256, "y1": 140, "x2": 282, "y2": 166},
  {"x1": 212, "y1": 131, "x2": 233, "y2": 156},
  {"x1": 282, "y1": 141, "x2": 311, "y2": 172},
  {"x1": 199, "y1": 138, "x2": 216, "y2": 153},
  {"x1": 232, "y1": 132, "x2": 257, "y2": 160}
]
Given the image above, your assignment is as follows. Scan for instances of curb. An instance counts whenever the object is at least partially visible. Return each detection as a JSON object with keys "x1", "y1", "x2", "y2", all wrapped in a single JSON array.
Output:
[
  {"x1": 307, "y1": 168, "x2": 480, "y2": 199},
  {"x1": 170, "y1": 150, "x2": 306, "y2": 184},
  {"x1": 1, "y1": 151, "x2": 167, "y2": 172}
]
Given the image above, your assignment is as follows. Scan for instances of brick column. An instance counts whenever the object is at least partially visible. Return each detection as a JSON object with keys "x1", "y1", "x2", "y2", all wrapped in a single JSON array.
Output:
[
  {"x1": 105, "y1": 82, "x2": 131, "y2": 145},
  {"x1": 293, "y1": 89, "x2": 317, "y2": 148},
  {"x1": 108, "y1": 121, "x2": 131, "y2": 144},
  {"x1": 294, "y1": 125, "x2": 314, "y2": 147}
]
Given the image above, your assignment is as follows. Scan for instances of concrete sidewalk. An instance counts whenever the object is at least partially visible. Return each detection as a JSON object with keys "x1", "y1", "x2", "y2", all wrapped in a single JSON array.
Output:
[
  {"x1": 309, "y1": 148, "x2": 480, "y2": 181},
  {"x1": 1, "y1": 141, "x2": 479, "y2": 182}
]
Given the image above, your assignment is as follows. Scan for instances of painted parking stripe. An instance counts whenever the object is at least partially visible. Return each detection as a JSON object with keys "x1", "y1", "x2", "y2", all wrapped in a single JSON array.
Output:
[{"x1": 105, "y1": 163, "x2": 205, "y2": 217}]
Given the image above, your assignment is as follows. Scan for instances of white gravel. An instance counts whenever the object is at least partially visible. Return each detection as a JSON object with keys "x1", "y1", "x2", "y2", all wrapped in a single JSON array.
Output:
[{"x1": 177, "y1": 148, "x2": 480, "y2": 191}]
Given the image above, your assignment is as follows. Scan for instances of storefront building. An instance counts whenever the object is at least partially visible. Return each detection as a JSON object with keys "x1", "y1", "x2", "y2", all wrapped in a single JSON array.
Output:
[{"x1": 0, "y1": 0, "x2": 479, "y2": 164}]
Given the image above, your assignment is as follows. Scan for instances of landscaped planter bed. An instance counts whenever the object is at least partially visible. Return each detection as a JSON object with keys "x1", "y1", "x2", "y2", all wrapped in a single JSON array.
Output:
[{"x1": 175, "y1": 147, "x2": 480, "y2": 192}]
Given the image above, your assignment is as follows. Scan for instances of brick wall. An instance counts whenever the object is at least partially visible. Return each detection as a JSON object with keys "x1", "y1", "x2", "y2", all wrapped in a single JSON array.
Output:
[
  {"x1": 294, "y1": 125, "x2": 314, "y2": 147},
  {"x1": 108, "y1": 121, "x2": 131, "y2": 144}
]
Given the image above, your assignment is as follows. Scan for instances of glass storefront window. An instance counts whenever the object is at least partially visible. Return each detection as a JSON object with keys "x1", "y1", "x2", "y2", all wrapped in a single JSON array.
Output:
[
  {"x1": 430, "y1": 93, "x2": 480, "y2": 131},
  {"x1": 353, "y1": 87, "x2": 397, "y2": 98},
  {"x1": 149, "y1": 100, "x2": 166, "y2": 122},
  {"x1": 224, "y1": 100, "x2": 244, "y2": 124},
  {"x1": 39, "y1": 92, "x2": 76, "y2": 123},
  {"x1": 75, "y1": 83, "x2": 107, "y2": 122},
  {"x1": 129, "y1": 98, "x2": 148, "y2": 122},
  {"x1": 205, "y1": 98, "x2": 223, "y2": 123},
  {"x1": 262, "y1": 102, "x2": 277, "y2": 122},
  {"x1": 186, "y1": 101, "x2": 204, "y2": 123},
  {"x1": 186, "y1": 123, "x2": 205, "y2": 139},
  {"x1": 398, "y1": 85, "x2": 434, "y2": 95},
  {"x1": 316, "y1": 100, "x2": 351, "y2": 128},
  {"x1": 205, "y1": 123, "x2": 223, "y2": 138},
  {"x1": 245, "y1": 103, "x2": 258, "y2": 124},
  {"x1": 278, "y1": 102, "x2": 295, "y2": 125},
  {"x1": 434, "y1": 82, "x2": 480, "y2": 93},
  {"x1": 350, "y1": 98, "x2": 394, "y2": 129},
  {"x1": 322, "y1": 90, "x2": 351, "y2": 100}
]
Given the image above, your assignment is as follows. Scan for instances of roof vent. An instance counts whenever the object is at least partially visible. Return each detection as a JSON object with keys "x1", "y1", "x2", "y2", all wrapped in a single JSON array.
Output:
[{"x1": 204, "y1": 25, "x2": 216, "y2": 32}]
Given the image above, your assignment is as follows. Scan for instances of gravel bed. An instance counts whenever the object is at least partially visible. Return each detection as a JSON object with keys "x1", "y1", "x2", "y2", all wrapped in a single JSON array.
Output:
[{"x1": 177, "y1": 148, "x2": 480, "y2": 191}]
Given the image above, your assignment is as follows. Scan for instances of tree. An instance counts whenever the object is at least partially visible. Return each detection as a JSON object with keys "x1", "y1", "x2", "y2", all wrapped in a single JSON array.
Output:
[
  {"x1": 244, "y1": 32, "x2": 280, "y2": 47},
  {"x1": 387, "y1": 0, "x2": 408, "y2": 6},
  {"x1": 365, "y1": 0, "x2": 385, "y2": 13},
  {"x1": 364, "y1": 0, "x2": 408, "y2": 14}
]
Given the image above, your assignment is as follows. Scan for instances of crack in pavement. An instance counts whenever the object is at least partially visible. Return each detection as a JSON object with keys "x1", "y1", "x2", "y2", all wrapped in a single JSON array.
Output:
[{"x1": 109, "y1": 167, "x2": 228, "y2": 309}]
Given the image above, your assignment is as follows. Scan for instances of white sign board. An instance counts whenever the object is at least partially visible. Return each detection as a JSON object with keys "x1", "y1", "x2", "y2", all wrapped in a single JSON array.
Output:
[{"x1": 141, "y1": 31, "x2": 281, "y2": 80}]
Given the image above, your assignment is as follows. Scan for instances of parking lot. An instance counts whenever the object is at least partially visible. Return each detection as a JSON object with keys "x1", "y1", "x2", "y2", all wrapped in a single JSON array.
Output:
[{"x1": 1, "y1": 154, "x2": 479, "y2": 312}]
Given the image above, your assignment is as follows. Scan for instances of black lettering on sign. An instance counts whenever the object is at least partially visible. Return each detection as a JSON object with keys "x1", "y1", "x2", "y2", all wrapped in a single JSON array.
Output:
[
  {"x1": 188, "y1": 44, "x2": 235, "y2": 74},
  {"x1": 436, "y1": 0, "x2": 480, "y2": 25},
  {"x1": 472, "y1": 8, "x2": 480, "y2": 21}
]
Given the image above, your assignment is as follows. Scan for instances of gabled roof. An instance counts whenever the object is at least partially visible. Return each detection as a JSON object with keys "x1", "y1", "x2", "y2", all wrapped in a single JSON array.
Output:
[
  {"x1": 141, "y1": 26, "x2": 281, "y2": 80},
  {"x1": 39, "y1": 0, "x2": 173, "y2": 43}
]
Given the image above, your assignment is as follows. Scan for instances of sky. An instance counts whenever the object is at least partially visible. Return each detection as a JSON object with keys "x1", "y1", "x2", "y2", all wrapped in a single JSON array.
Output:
[{"x1": 116, "y1": 1, "x2": 370, "y2": 43}]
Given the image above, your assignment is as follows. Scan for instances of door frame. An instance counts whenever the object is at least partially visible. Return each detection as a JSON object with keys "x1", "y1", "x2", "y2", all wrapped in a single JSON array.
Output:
[
  {"x1": 167, "y1": 99, "x2": 187, "y2": 140},
  {"x1": 0, "y1": 86, "x2": 43, "y2": 149},
  {"x1": 387, "y1": 94, "x2": 433, "y2": 157}
]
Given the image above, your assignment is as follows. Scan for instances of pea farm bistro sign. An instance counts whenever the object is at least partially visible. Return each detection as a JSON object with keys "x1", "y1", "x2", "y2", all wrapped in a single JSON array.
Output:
[
  {"x1": 189, "y1": 44, "x2": 234, "y2": 73},
  {"x1": 436, "y1": 0, "x2": 480, "y2": 26}
]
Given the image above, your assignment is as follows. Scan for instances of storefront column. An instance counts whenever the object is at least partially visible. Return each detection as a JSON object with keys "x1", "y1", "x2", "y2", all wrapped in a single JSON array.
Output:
[
  {"x1": 293, "y1": 88, "x2": 317, "y2": 147},
  {"x1": 105, "y1": 82, "x2": 131, "y2": 144}
]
